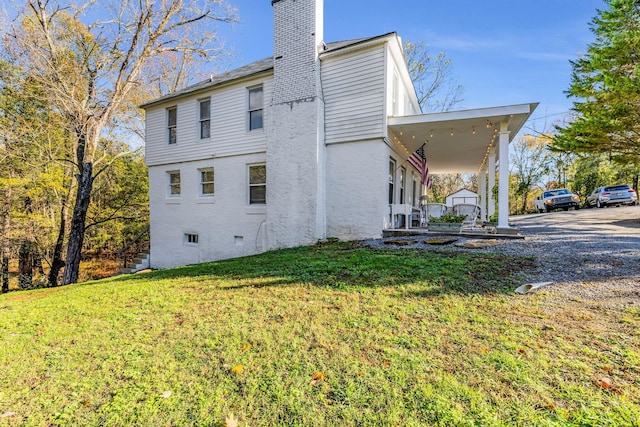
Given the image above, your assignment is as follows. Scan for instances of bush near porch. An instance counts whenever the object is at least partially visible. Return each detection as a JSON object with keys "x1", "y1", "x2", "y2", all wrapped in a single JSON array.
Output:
[{"x1": 0, "y1": 241, "x2": 637, "y2": 426}]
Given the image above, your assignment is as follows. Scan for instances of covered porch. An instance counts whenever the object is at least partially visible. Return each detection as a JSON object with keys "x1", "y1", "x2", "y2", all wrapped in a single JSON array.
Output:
[{"x1": 387, "y1": 102, "x2": 538, "y2": 233}]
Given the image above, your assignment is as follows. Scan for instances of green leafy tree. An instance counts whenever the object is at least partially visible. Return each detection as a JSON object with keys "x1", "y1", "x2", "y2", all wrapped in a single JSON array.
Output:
[{"x1": 553, "y1": 0, "x2": 640, "y2": 165}]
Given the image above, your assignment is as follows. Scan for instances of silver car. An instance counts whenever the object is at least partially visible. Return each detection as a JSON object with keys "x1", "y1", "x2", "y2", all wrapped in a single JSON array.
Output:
[{"x1": 586, "y1": 184, "x2": 638, "y2": 208}]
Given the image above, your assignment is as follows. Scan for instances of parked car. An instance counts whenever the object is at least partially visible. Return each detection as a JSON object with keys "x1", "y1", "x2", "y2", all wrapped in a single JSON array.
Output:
[
  {"x1": 534, "y1": 188, "x2": 581, "y2": 213},
  {"x1": 586, "y1": 184, "x2": 638, "y2": 208}
]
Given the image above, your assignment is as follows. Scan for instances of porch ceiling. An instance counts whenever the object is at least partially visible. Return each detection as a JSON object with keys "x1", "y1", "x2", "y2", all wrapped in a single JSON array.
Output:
[{"x1": 388, "y1": 103, "x2": 538, "y2": 174}]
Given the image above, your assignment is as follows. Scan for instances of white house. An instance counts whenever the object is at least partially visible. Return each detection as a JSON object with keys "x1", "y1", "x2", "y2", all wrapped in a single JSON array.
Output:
[
  {"x1": 445, "y1": 189, "x2": 479, "y2": 208},
  {"x1": 142, "y1": 0, "x2": 537, "y2": 269}
]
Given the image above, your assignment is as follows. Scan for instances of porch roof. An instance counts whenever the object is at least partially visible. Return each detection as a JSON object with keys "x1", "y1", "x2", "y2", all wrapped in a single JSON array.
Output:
[{"x1": 388, "y1": 103, "x2": 538, "y2": 174}]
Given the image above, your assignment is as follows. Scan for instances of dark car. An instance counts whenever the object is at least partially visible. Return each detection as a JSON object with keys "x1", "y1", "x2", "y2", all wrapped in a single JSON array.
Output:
[{"x1": 586, "y1": 184, "x2": 638, "y2": 208}]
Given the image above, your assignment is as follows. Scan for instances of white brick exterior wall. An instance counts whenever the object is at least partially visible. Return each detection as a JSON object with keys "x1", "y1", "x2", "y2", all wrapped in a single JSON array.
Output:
[
  {"x1": 266, "y1": 0, "x2": 326, "y2": 250},
  {"x1": 148, "y1": 154, "x2": 267, "y2": 269}
]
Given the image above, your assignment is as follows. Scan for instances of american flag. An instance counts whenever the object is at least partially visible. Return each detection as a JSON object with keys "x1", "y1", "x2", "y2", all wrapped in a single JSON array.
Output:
[{"x1": 407, "y1": 144, "x2": 431, "y2": 188}]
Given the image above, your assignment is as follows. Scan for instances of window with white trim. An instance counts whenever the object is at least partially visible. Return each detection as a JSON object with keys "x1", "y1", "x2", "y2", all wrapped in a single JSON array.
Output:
[
  {"x1": 248, "y1": 164, "x2": 266, "y2": 204},
  {"x1": 388, "y1": 158, "x2": 396, "y2": 204},
  {"x1": 167, "y1": 170, "x2": 181, "y2": 196},
  {"x1": 248, "y1": 86, "x2": 263, "y2": 131},
  {"x1": 400, "y1": 166, "x2": 406, "y2": 204},
  {"x1": 199, "y1": 98, "x2": 210, "y2": 139},
  {"x1": 167, "y1": 107, "x2": 177, "y2": 144},
  {"x1": 199, "y1": 167, "x2": 214, "y2": 196}
]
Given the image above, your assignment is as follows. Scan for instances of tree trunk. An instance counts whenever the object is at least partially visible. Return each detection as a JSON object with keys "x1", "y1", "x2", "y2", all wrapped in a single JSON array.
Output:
[
  {"x1": 18, "y1": 240, "x2": 35, "y2": 289},
  {"x1": 1, "y1": 258, "x2": 8, "y2": 294},
  {"x1": 48, "y1": 182, "x2": 73, "y2": 287},
  {"x1": 63, "y1": 162, "x2": 94, "y2": 285},
  {"x1": 1, "y1": 181, "x2": 11, "y2": 293}
]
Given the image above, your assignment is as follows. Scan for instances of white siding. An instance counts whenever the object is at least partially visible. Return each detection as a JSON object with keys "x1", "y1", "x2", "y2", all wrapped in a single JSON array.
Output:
[
  {"x1": 145, "y1": 76, "x2": 273, "y2": 167},
  {"x1": 386, "y1": 41, "x2": 421, "y2": 117},
  {"x1": 322, "y1": 46, "x2": 386, "y2": 144}
]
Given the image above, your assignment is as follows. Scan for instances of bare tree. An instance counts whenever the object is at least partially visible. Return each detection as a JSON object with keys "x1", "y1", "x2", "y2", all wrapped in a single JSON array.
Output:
[
  {"x1": 3, "y1": 0, "x2": 237, "y2": 284},
  {"x1": 404, "y1": 41, "x2": 465, "y2": 113},
  {"x1": 510, "y1": 135, "x2": 552, "y2": 213}
]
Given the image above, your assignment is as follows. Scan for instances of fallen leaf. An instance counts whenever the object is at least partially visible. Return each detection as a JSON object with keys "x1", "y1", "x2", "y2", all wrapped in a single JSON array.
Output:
[
  {"x1": 310, "y1": 371, "x2": 325, "y2": 385},
  {"x1": 160, "y1": 391, "x2": 172, "y2": 399},
  {"x1": 356, "y1": 370, "x2": 365, "y2": 376},
  {"x1": 226, "y1": 412, "x2": 239, "y2": 427},
  {"x1": 518, "y1": 349, "x2": 526, "y2": 354},
  {"x1": 382, "y1": 360, "x2": 391, "y2": 368},
  {"x1": 231, "y1": 365, "x2": 243, "y2": 374},
  {"x1": 241, "y1": 343, "x2": 251, "y2": 351},
  {"x1": 594, "y1": 377, "x2": 623, "y2": 394}
]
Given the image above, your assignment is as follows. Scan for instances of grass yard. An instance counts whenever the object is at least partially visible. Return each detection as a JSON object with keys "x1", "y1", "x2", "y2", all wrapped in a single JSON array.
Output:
[{"x1": 0, "y1": 241, "x2": 638, "y2": 426}]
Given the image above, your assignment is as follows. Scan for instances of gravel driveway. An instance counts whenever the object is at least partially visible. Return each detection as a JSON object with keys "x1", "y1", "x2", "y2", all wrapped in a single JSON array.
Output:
[
  {"x1": 369, "y1": 205, "x2": 640, "y2": 308},
  {"x1": 503, "y1": 205, "x2": 640, "y2": 310}
]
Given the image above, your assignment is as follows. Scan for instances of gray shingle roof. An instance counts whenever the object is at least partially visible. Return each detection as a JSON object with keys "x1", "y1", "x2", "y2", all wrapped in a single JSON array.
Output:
[{"x1": 140, "y1": 33, "x2": 395, "y2": 109}]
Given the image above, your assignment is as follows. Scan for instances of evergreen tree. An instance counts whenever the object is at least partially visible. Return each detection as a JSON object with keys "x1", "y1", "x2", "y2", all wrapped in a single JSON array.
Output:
[{"x1": 553, "y1": 0, "x2": 640, "y2": 165}]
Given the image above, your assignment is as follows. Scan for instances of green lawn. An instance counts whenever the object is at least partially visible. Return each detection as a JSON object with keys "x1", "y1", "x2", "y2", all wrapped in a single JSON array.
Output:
[{"x1": 1, "y1": 241, "x2": 638, "y2": 426}]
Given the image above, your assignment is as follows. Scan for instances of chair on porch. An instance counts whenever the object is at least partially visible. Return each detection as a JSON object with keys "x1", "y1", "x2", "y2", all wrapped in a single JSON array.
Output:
[
  {"x1": 422, "y1": 203, "x2": 448, "y2": 224},
  {"x1": 451, "y1": 203, "x2": 481, "y2": 230},
  {"x1": 390, "y1": 204, "x2": 414, "y2": 229}
]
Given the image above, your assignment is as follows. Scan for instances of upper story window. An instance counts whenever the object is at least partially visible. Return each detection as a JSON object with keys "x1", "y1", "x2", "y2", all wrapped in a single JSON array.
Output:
[
  {"x1": 248, "y1": 164, "x2": 266, "y2": 204},
  {"x1": 392, "y1": 71, "x2": 399, "y2": 116},
  {"x1": 168, "y1": 170, "x2": 181, "y2": 196},
  {"x1": 199, "y1": 98, "x2": 211, "y2": 139},
  {"x1": 248, "y1": 86, "x2": 263, "y2": 131},
  {"x1": 199, "y1": 167, "x2": 214, "y2": 196},
  {"x1": 167, "y1": 107, "x2": 177, "y2": 144}
]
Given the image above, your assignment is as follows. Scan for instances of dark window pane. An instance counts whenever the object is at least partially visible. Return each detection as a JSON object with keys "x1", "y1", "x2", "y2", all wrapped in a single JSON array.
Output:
[
  {"x1": 202, "y1": 183, "x2": 214, "y2": 195},
  {"x1": 250, "y1": 110, "x2": 263, "y2": 130},
  {"x1": 199, "y1": 100, "x2": 210, "y2": 120},
  {"x1": 169, "y1": 127, "x2": 177, "y2": 144},
  {"x1": 168, "y1": 108, "x2": 177, "y2": 126},
  {"x1": 250, "y1": 185, "x2": 266, "y2": 204}
]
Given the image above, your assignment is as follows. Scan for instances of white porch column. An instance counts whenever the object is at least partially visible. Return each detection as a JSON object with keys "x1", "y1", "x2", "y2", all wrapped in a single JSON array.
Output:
[
  {"x1": 487, "y1": 147, "x2": 496, "y2": 219},
  {"x1": 478, "y1": 168, "x2": 487, "y2": 221},
  {"x1": 497, "y1": 122, "x2": 511, "y2": 229}
]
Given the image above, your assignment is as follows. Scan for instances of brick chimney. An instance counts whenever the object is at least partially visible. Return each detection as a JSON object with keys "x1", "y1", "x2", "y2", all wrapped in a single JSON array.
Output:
[{"x1": 266, "y1": 0, "x2": 326, "y2": 249}]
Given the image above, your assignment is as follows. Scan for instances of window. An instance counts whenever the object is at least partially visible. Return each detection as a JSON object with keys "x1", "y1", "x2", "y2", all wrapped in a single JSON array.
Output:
[
  {"x1": 248, "y1": 86, "x2": 263, "y2": 130},
  {"x1": 412, "y1": 175, "x2": 418, "y2": 207},
  {"x1": 392, "y1": 71, "x2": 399, "y2": 116},
  {"x1": 168, "y1": 170, "x2": 181, "y2": 196},
  {"x1": 167, "y1": 107, "x2": 177, "y2": 144},
  {"x1": 388, "y1": 159, "x2": 396, "y2": 204},
  {"x1": 184, "y1": 233, "x2": 198, "y2": 244},
  {"x1": 400, "y1": 167, "x2": 406, "y2": 204},
  {"x1": 199, "y1": 168, "x2": 214, "y2": 196},
  {"x1": 249, "y1": 164, "x2": 266, "y2": 204},
  {"x1": 199, "y1": 98, "x2": 210, "y2": 139}
]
